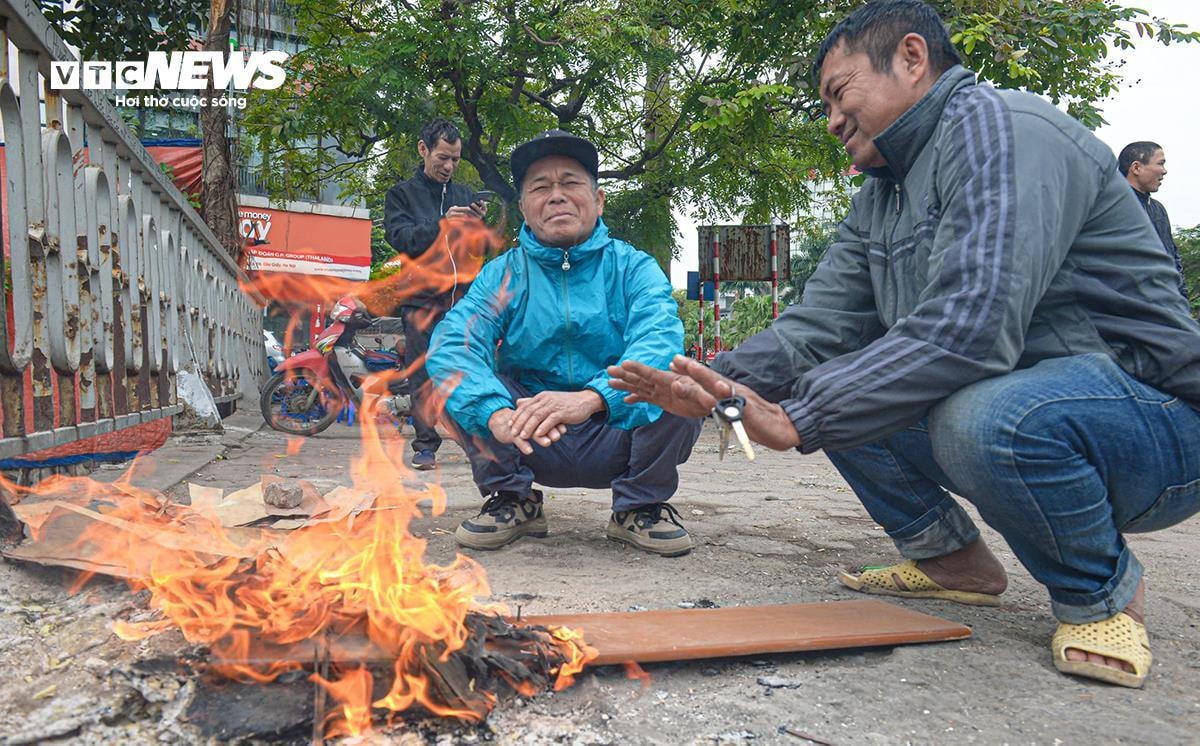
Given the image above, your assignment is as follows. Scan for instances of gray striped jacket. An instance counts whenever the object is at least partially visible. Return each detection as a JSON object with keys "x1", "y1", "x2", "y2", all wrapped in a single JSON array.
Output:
[{"x1": 715, "y1": 66, "x2": 1200, "y2": 453}]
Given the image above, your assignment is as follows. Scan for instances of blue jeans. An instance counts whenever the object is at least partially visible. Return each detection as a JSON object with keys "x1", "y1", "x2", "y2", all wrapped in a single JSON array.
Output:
[
  {"x1": 827, "y1": 353, "x2": 1200, "y2": 624},
  {"x1": 448, "y1": 377, "x2": 704, "y2": 511}
]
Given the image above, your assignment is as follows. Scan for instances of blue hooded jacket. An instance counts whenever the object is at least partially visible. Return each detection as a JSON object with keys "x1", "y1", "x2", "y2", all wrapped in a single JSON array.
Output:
[{"x1": 427, "y1": 218, "x2": 681, "y2": 437}]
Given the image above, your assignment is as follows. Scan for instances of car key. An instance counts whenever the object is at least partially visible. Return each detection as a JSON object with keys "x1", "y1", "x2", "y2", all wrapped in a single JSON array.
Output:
[{"x1": 713, "y1": 389, "x2": 755, "y2": 461}]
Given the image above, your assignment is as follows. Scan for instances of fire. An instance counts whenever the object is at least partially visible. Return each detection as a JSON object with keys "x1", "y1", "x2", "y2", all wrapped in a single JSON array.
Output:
[
  {"x1": 241, "y1": 216, "x2": 502, "y2": 313},
  {"x1": 314, "y1": 666, "x2": 374, "y2": 738},
  {"x1": 624, "y1": 661, "x2": 652, "y2": 689},
  {"x1": 1, "y1": 217, "x2": 598, "y2": 736}
]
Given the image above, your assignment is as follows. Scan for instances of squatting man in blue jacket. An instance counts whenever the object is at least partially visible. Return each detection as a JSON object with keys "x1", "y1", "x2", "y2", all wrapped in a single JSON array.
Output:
[
  {"x1": 612, "y1": 0, "x2": 1200, "y2": 688},
  {"x1": 426, "y1": 130, "x2": 703, "y2": 557}
]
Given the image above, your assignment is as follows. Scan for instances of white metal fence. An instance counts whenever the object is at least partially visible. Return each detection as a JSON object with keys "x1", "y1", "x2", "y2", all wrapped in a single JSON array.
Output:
[{"x1": 0, "y1": 0, "x2": 264, "y2": 477}]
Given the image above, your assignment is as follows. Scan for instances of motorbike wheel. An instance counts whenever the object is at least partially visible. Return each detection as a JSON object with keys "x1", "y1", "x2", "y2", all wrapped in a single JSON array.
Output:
[{"x1": 259, "y1": 369, "x2": 343, "y2": 436}]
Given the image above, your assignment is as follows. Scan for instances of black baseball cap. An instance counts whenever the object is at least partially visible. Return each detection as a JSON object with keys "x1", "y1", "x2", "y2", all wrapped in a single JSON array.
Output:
[{"x1": 510, "y1": 129, "x2": 599, "y2": 192}]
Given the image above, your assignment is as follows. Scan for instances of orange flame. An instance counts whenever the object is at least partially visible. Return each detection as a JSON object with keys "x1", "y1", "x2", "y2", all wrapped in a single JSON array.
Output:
[
  {"x1": 314, "y1": 665, "x2": 375, "y2": 738},
  {"x1": 624, "y1": 661, "x2": 652, "y2": 690},
  {"x1": 551, "y1": 625, "x2": 595, "y2": 691},
  {"x1": 240, "y1": 216, "x2": 503, "y2": 312},
  {"x1": 0, "y1": 219, "x2": 601, "y2": 736}
]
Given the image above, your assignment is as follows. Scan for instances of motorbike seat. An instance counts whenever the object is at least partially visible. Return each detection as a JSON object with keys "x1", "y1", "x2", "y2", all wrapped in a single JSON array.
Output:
[{"x1": 366, "y1": 317, "x2": 406, "y2": 335}]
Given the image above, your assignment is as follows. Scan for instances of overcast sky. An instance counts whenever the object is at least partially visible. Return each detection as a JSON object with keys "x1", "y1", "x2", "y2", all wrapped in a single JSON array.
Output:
[
  {"x1": 1094, "y1": 0, "x2": 1200, "y2": 227},
  {"x1": 669, "y1": 0, "x2": 1200, "y2": 287}
]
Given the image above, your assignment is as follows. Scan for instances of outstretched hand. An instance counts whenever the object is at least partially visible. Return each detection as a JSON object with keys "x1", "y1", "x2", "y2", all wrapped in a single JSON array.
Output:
[
  {"x1": 606, "y1": 358, "x2": 723, "y2": 418},
  {"x1": 608, "y1": 355, "x2": 803, "y2": 451}
]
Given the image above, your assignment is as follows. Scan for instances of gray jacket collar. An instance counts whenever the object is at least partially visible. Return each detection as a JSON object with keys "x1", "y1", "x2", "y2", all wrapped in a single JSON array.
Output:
[{"x1": 866, "y1": 66, "x2": 976, "y2": 182}]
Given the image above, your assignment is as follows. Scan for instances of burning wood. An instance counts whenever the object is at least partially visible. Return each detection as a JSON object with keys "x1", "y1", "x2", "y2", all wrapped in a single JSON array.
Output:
[
  {"x1": 301, "y1": 612, "x2": 591, "y2": 730},
  {"x1": 0, "y1": 408, "x2": 595, "y2": 739}
]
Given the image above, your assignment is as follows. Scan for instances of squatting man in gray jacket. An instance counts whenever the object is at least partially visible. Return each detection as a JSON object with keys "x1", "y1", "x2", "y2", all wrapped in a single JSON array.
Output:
[{"x1": 611, "y1": 0, "x2": 1200, "y2": 689}]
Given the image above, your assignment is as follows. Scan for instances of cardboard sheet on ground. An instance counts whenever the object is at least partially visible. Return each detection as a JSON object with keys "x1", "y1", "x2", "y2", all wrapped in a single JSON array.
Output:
[
  {"x1": 3, "y1": 495, "x2": 284, "y2": 579},
  {"x1": 190, "y1": 480, "x2": 365, "y2": 530},
  {"x1": 0, "y1": 480, "x2": 378, "y2": 579},
  {"x1": 187, "y1": 484, "x2": 224, "y2": 513},
  {"x1": 210, "y1": 482, "x2": 271, "y2": 527}
]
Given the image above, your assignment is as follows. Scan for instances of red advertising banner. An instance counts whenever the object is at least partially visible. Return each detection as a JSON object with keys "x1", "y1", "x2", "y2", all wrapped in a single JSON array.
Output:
[{"x1": 240, "y1": 207, "x2": 371, "y2": 281}]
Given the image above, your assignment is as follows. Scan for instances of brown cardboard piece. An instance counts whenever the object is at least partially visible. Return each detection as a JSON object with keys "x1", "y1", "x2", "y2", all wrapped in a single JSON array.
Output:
[
  {"x1": 518, "y1": 601, "x2": 972, "y2": 665},
  {"x1": 4, "y1": 497, "x2": 283, "y2": 579},
  {"x1": 0, "y1": 479, "x2": 374, "y2": 579},
  {"x1": 261, "y1": 600, "x2": 971, "y2": 667},
  {"x1": 187, "y1": 484, "x2": 224, "y2": 514},
  {"x1": 207, "y1": 479, "x2": 347, "y2": 528}
]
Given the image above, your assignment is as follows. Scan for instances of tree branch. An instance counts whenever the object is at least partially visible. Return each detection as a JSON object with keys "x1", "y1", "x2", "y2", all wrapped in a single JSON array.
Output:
[{"x1": 523, "y1": 22, "x2": 564, "y2": 47}]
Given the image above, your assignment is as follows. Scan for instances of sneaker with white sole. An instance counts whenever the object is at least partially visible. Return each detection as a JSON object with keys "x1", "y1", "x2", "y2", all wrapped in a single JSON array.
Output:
[
  {"x1": 455, "y1": 489, "x2": 547, "y2": 550},
  {"x1": 411, "y1": 449, "x2": 437, "y2": 470},
  {"x1": 607, "y1": 502, "x2": 693, "y2": 556}
]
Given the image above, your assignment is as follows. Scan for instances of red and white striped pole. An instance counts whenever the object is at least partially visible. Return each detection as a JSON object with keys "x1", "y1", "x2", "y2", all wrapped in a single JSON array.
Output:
[
  {"x1": 770, "y1": 222, "x2": 780, "y2": 319},
  {"x1": 712, "y1": 232, "x2": 722, "y2": 353},
  {"x1": 310, "y1": 303, "x2": 323, "y2": 347}
]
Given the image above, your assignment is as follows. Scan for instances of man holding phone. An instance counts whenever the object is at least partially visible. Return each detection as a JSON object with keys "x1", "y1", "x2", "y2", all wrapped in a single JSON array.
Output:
[{"x1": 384, "y1": 118, "x2": 489, "y2": 470}]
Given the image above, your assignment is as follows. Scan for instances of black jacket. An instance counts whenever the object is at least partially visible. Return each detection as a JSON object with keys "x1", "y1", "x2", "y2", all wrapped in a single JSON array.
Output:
[
  {"x1": 1132, "y1": 187, "x2": 1189, "y2": 299},
  {"x1": 384, "y1": 166, "x2": 475, "y2": 308}
]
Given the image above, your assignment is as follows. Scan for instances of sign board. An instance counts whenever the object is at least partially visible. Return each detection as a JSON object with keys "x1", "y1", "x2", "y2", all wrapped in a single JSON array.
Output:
[
  {"x1": 697, "y1": 224, "x2": 791, "y2": 282},
  {"x1": 685, "y1": 271, "x2": 714, "y2": 301},
  {"x1": 141, "y1": 142, "x2": 373, "y2": 282},
  {"x1": 240, "y1": 207, "x2": 372, "y2": 281}
]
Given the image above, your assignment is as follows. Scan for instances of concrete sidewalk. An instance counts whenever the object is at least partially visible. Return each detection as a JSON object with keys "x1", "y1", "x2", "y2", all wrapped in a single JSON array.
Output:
[
  {"x1": 2, "y1": 408, "x2": 1198, "y2": 743},
  {"x1": 88, "y1": 405, "x2": 268, "y2": 492}
]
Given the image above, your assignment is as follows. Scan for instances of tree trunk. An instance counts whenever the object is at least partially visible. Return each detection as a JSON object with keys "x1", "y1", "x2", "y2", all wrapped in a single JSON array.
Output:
[
  {"x1": 200, "y1": 0, "x2": 241, "y2": 264},
  {"x1": 644, "y1": 30, "x2": 672, "y2": 276}
]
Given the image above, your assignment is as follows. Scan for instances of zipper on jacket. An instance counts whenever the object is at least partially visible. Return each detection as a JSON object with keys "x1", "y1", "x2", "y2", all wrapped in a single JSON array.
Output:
[
  {"x1": 439, "y1": 182, "x2": 458, "y2": 299},
  {"x1": 561, "y1": 249, "x2": 571, "y2": 271},
  {"x1": 560, "y1": 269, "x2": 575, "y2": 385},
  {"x1": 894, "y1": 183, "x2": 902, "y2": 214}
]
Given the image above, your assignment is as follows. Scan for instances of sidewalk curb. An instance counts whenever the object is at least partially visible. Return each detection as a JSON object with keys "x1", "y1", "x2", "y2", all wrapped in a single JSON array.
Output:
[{"x1": 91, "y1": 404, "x2": 268, "y2": 494}]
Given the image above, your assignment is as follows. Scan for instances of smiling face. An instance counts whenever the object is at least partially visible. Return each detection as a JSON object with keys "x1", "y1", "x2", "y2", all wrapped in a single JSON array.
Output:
[
  {"x1": 819, "y1": 35, "x2": 935, "y2": 170},
  {"x1": 1130, "y1": 149, "x2": 1168, "y2": 194},
  {"x1": 418, "y1": 137, "x2": 462, "y2": 183},
  {"x1": 519, "y1": 155, "x2": 605, "y2": 248}
]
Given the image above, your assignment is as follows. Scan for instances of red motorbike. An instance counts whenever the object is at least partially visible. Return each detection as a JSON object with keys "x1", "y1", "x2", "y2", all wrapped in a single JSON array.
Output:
[{"x1": 260, "y1": 296, "x2": 412, "y2": 436}]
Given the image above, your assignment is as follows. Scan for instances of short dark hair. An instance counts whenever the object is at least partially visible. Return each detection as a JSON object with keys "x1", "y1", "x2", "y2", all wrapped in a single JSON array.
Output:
[
  {"x1": 813, "y1": 0, "x2": 962, "y2": 81},
  {"x1": 1118, "y1": 141, "x2": 1163, "y2": 176},
  {"x1": 420, "y1": 117, "x2": 461, "y2": 149}
]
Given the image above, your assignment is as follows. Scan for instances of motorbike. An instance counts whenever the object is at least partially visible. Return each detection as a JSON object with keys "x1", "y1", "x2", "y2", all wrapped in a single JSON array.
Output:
[{"x1": 260, "y1": 296, "x2": 413, "y2": 436}]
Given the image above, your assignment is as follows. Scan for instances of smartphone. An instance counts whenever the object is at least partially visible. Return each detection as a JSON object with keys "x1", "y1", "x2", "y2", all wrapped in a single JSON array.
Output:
[{"x1": 472, "y1": 190, "x2": 495, "y2": 203}]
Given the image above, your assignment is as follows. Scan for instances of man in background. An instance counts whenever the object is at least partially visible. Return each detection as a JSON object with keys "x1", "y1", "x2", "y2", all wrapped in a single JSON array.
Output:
[
  {"x1": 384, "y1": 118, "x2": 487, "y2": 470},
  {"x1": 1119, "y1": 141, "x2": 1187, "y2": 298}
]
